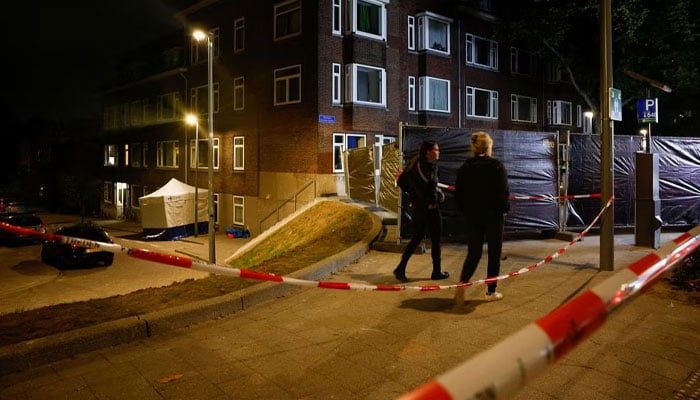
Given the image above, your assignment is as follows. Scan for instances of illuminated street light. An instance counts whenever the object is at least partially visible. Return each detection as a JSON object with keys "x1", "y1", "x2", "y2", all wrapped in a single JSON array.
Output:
[
  {"x1": 193, "y1": 29, "x2": 216, "y2": 263},
  {"x1": 584, "y1": 111, "x2": 594, "y2": 134},
  {"x1": 639, "y1": 128, "x2": 648, "y2": 152},
  {"x1": 185, "y1": 114, "x2": 200, "y2": 237}
]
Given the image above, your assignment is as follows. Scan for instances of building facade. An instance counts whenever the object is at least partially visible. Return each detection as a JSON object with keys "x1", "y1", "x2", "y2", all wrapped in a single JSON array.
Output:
[{"x1": 98, "y1": 0, "x2": 586, "y2": 236}]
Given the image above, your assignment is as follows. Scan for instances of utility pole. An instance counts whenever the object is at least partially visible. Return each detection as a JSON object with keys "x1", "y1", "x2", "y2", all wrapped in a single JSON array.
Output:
[{"x1": 599, "y1": 0, "x2": 614, "y2": 271}]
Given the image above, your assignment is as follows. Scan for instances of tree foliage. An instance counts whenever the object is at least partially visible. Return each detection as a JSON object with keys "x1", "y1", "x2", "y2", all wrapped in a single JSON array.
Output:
[{"x1": 498, "y1": 0, "x2": 699, "y2": 136}]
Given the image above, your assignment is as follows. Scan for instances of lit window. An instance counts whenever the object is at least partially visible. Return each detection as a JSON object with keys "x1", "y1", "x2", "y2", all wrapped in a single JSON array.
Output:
[
  {"x1": 466, "y1": 33, "x2": 498, "y2": 70},
  {"x1": 511, "y1": 94, "x2": 537, "y2": 123},
  {"x1": 274, "y1": 65, "x2": 301, "y2": 105},
  {"x1": 345, "y1": 63, "x2": 386, "y2": 107},
  {"x1": 419, "y1": 76, "x2": 450, "y2": 113},
  {"x1": 104, "y1": 145, "x2": 117, "y2": 166},
  {"x1": 274, "y1": 0, "x2": 301, "y2": 41},
  {"x1": 466, "y1": 86, "x2": 498, "y2": 119},
  {"x1": 417, "y1": 12, "x2": 451, "y2": 55}
]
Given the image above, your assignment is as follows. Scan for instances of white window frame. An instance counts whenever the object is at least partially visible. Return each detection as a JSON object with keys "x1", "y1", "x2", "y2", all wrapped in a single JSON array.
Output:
[
  {"x1": 511, "y1": 94, "x2": 538, "y2": 123},
  {"x1": 189, "y1": 137, "x2": 220, "y2": 169},
  {"x1": 234, "y1": 18, "x2": 245, "y2": 53},
  {"x1": 466, "y1": 33, "x2": 498, "y2": 70},
  {"x1": 416, "y1": 12, "x2": 451, "y2": 55},
  {"x1": 419, "y1": 76, "x2": 450, "y2": 113},
  {"x1": 233, "y1": 136, "x2": 244, "y2": 171},
  {"x1": 234, "y1": 77, "x2": 245, "y2": 111},
  {"x1": 157, "y1": 140, "x2": 179, "y2": 168},
  {"x1": 510, "y1": 47, "x2": 535, "y2": 76},
  {"x1": 552, "y1": 100, "x2": 572, "y2": 125},
  {"x1": 233, "y1": 196, "x2": 245, "y2": 225},
  {"x1": 408, "y1": 76, "x2": 416, "y2": 111},
  {"x1": 345, "y1": 0, "x2": 387, "y2": 42},
  {"x1": 333, "y1": 133, "x2": 367, "y2": 173},
  {"x1": 332, "y1": 63, "x2": 342, "y2": 104},
  {"x1": 407, "y1": 16, "x2": 415, "y2": 50},
  {"x1": 576, "y1": 105, "x2": 583, "y2": 128},
  {"x1": 274, "y1": 64, "x2": 302, "y2": 106},
  {"x1": 191, "y1": 83, "x2": 220, "y2": 116},
  {"x1": 104, "y1": 144, "x2": 117, "y2": 166},
  {"x1": 274, "y1": 0, "x2": 301, "y2": 41},
  {"x1": 332, "y1": 0, "x2": 342, "y2": 35},
  {"x1": 466, "y1": 86, "x2": 498, "y2": 119},
  {"x1": 344, "y1": 63, "x2": 386, "y2": 107}
]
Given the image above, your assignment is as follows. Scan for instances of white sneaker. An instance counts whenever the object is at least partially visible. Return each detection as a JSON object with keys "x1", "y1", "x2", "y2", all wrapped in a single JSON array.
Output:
[{"x1": 484, "y1": 291, "x2": 503, "y2": 301}]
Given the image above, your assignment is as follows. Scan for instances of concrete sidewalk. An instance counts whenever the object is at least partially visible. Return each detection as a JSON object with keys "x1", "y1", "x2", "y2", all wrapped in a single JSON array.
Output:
[{"x1": 1, "y1": 211, "x2": 698, "y2": 399}]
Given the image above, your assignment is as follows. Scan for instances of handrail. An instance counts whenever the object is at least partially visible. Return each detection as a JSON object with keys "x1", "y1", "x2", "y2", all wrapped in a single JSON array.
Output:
[{"x1": 259, "y1": 180, "x2": 316, "y2": 234}]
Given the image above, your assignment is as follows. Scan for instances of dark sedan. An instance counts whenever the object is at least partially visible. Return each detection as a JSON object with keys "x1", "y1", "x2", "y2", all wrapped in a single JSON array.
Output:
[
  {"x1": 0, "y1": 213, "x2": 46, "y2": 245},
  {"x1": 41, "y1": 224, "x2": 114, "y2": 268}
]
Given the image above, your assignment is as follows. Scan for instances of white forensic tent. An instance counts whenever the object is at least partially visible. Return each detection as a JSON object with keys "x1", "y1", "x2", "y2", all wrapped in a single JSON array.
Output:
[{"x1": 138, "y1": 178, "x2": 209, "y2": 240}]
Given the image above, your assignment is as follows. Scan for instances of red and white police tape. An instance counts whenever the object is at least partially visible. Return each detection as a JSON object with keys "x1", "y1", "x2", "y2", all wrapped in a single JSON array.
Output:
[
  {"x1": 0, "y1": 197, "x2": 613, "y2": 292},
  {"x1": 435, "y1": 182, "x2": 600, "y2": 202},
  {"x1": 397, "y1": 224, "x2": 700, "y2": 400}
]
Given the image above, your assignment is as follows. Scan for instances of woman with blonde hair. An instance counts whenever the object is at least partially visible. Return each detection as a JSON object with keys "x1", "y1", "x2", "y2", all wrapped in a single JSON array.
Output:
[{"x1": 454, "y1": 131, "x2": 510, "y2": 302}]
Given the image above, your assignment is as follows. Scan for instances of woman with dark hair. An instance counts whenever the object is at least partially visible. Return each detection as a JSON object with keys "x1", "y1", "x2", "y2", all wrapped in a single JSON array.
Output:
[
  {"x1": 454, "y1": 131, "x2": 510, "y2": 303},
  {"x1": 393, "y1": 140, "x2": 450, "y2": 282}
]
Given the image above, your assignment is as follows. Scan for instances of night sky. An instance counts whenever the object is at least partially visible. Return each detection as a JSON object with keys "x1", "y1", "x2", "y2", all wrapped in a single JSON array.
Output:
[{"x1": 2, "y1": 0, "x2": 183, "y2": 122}]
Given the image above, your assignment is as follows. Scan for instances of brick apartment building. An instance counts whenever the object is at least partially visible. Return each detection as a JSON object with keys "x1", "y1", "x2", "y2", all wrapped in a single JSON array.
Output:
[{"x1": 98, "y1": 0, "x2": 585, "y2": 236}]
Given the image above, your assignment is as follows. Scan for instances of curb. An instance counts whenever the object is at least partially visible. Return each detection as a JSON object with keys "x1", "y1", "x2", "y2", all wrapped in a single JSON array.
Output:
[{"x1": 0, "y1": 208, "x2": 384, "y2": 374}]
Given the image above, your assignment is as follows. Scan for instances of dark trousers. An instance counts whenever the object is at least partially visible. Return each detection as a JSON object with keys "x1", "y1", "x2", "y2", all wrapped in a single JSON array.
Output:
[
  {"x1": 459, "y1": 214, "x2": 504, "y2": 293},
  {"x1": 397, "y1": 206, "x2": 442, "y2": 273}
]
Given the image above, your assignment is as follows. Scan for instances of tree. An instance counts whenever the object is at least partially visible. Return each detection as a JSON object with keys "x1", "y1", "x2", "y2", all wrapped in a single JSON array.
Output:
[{"x1": 498, "y1": 0, "x2": 699, "y2": 136}]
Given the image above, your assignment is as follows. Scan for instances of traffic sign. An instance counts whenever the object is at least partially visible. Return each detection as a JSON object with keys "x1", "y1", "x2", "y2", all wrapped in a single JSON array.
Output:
[
  {"x1": 636, "y1": 98, "x2": 658, "y2": 123},
  {"x1": 610, "y1": 88, "x2": 622, "y2": 121}
]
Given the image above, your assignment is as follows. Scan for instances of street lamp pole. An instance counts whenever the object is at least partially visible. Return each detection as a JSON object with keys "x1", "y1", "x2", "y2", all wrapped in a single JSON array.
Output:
[
  {"x1": 206, "y1": 33, "x2": 216, "y2": 264},
  {"x1": 185, "y1": 114, "x2": 200, "y2": 237}
]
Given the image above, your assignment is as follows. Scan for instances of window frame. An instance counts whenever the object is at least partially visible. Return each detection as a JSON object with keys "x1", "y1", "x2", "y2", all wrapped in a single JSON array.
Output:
[
  {"x1": 104, "y1": 144, "x2": 118, "y2": 167},
  {"x1": 407, "y1": 76, "x2": 416, "y2": 111},
  {"x1": 466, "y1": 33, "x2": 498, "y2": 70},
  {"x1": 233, "y1": 195, "x2": 245, "y2": 225},
  {"x1": 419, "y1": 76, "x2": 451, "y2": 113},
  {"x1": 104, "y1": 181, "x2": 114, "y2": 204},
  {"x1": 407, "y1": 15, "x2": 415, "y2": 50},
  {"x1": 156, "y1": 140, "x2": 180, "y2": 168},
  {"x1": 552, "y1": 100, "x2": 573, "y2": 126},
  {"x1": 510, "y1": 94, "x2": 538, "y2": 123},
  {"x1": 344, "y1": 63, "x2": 386, "y2": 107},
  {"x1": 416, "y1": 12, "x2": 451, "y2": 55},
  {"x1": 345, "y1": 0, "x2": 387, "y2": 42},
  {"x1": 190, "y1": 27, "x2": 220, "y2": 65},
  {"x1": 466, "y1": 86, "x2": 499, "y2": 119},
  {"x1": 189, "y1": 137, "x2": 220, "y2": 169},
  {"x1": 233, "y1": 76, "x2": 245, "y2": 111},
  {"x1": 332, "y1": 63, "x2": 342, "y2": 104},
  {"x1": 190, "y1": 83, "x2": 221, "y2": 116},
  {"x1": 332, "y1": 0, "x2": 342, "y2": 35},
  {"x1": 274, "y1": 0, "x2": 302, "y2": 41},
  {"x1": 333, "y1": 132, "x2": 367, "y2": 174},
  {"x1": 233, "y1": 136, "x2": 245, "y2": 171},
  {"x1": 274, "y1": 64, "x2": 302, "y2": 106},
  {"x1": 510, "y1": 47, "x2": 535, "y2": 76},
  {"x1": 234, "y1": 17, "x2": 245, "y2": 53}
]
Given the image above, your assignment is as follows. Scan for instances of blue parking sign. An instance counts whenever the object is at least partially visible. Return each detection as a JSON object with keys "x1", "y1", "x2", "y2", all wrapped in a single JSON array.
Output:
[{"x1": 636, "y1": 98, "x2": 658, "y2": 123}]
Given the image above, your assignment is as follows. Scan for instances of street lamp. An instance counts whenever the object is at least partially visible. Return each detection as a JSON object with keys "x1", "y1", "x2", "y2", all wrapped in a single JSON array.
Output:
[
  {"x1": 639, "y1": 128, "x2": 648, "y2": 152},
  {"x1": 193, "y1": 29, "x2": 216, "y2": 263},
  {"x1": 185, "y1": 114, "x2": 200, "y2": 237},
  {"x1": 584, "y1": 111, "x2": 594, "y2": 134}
]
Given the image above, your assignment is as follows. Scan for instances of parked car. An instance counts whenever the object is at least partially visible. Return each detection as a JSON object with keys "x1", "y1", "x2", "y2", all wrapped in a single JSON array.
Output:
[
  {"x1": 41, "y1": 224, "x2": 114, "y2": 268},
  {"x1": 0, "y1": 213, "x2": 46, "y2": 245}
]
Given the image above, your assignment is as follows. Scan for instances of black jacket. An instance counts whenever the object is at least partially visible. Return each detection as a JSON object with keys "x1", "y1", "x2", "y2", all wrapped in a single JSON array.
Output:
[
  {"x1": 455, "y1": 155, "x2": 510, "y2": 218},
  {"x1": 401, "y1": 157, "x2": 440, "y2": 208}
]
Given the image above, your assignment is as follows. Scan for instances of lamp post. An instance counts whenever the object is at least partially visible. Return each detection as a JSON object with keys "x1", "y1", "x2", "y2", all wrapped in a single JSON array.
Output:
[
  {"x1": 193, "y1": 29, "x2": 216, "y2": 263},
  {"x1": 185, "y1": 114, "x2": 200, "y2": 237}
]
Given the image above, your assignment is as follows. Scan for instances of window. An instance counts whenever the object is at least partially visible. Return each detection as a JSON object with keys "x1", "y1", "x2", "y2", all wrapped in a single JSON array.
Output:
[
  {"x1": 124, "y1": 144, "x2": 130, "y2": 167},
  {"x1": 408, "y1": 76, "x2": 416, "y2": 111},
  {"x1": 191, "y1": 83, "x2": 220, "y2": 115},
  {"x1": 419, "y1": 76, "x2": 450, "y2": 113},
  {"x1": 546, "y1": 62, "x2": 562, "y2": 82},
  {"x1": 131, "y1": 184, "x2": 141, "y2": 208},
  {"x1": 576, "y1": 105, "x2": 582, "y2": 128},
  {"x1": 274, "y1": 65, "x2": 301, "y2": 105},
  {"x1": 233, "y1": 196, "x2": 245, "y2": 225},
  {"x1": 511, "y1": 94, "x2": 537, "y2": 123},
  {"x1": 234, "y1": 18, "x2": 245, "y2": 53},
  {"x1": 274, "y1": 0, "x2": 301, "y2": 41},
  {"x1": 466, "y1": 86, "x2": 498, "y2": 119},
  {"x1": 333, "y1": 133, "x2": 367, "y2": 173},
  {"x1": 157, "y1": 92, "x2": 180, "y2": 121},
  {"x1": 466, "y1": 33, "x2": 498, "y2": 70},
  {"x1": 104, "y1": 182, "x2": 114, "y2": 203},
  {"x1": 551, "y1": 100, "x2": 572, "y2": 125},
  {"x1": 510, "y1": 47, "x2": 535, "y2": 76},
  {"x1": 143, "y1": 142, "x2": 148, "y2": 167},
  {"x1": 190, "y1": 28, "x2": 220, "y2": 65},
  {"x1": 417, "y1": 12, "x2": 451, "y2": 55},
  {"x1": 157, "y1": 140, "x2": 179, "y2": 168},
  {"x1": 407, "y1": 16, "x2": 415, "y2": 50},
  {"x1": 345, "y1": 0, "x2": 387, "y2": 41},
  {"x1": 234, "y1": 77, "x2": 245, "y2": 111},
  {"x1": 233, "y1": 136, "x2": 244, "y2": 171},
  {"x1": 189, "y1": 137, "x2": 220, "y2": 169},
  {"x1": 332, "y1": 63, "x2": 342, "y2": 104},
  {"x1": 104, "y1": 145, "x2": 117, "y2": 166},
  {"x1": 131, "y1": 143, "x2": 142, "y2": 168},
  {"x1": 345, "y1": 63, "x2": 386, "y2": 107},
  {"x1": 332, "y1": 0, "x2": 342, "y2": 34}
]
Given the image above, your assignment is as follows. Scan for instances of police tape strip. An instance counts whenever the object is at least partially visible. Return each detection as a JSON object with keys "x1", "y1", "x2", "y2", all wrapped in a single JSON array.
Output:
[
  {"x1": 0, "y1": 197, "x2": 614, "y2": 293},
  {"x1": 435, "y1": 182, "x2": 600, "y2": 202},
  {"x1": 397, "y1": 224, "x2": 700, "y2": 400}
]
